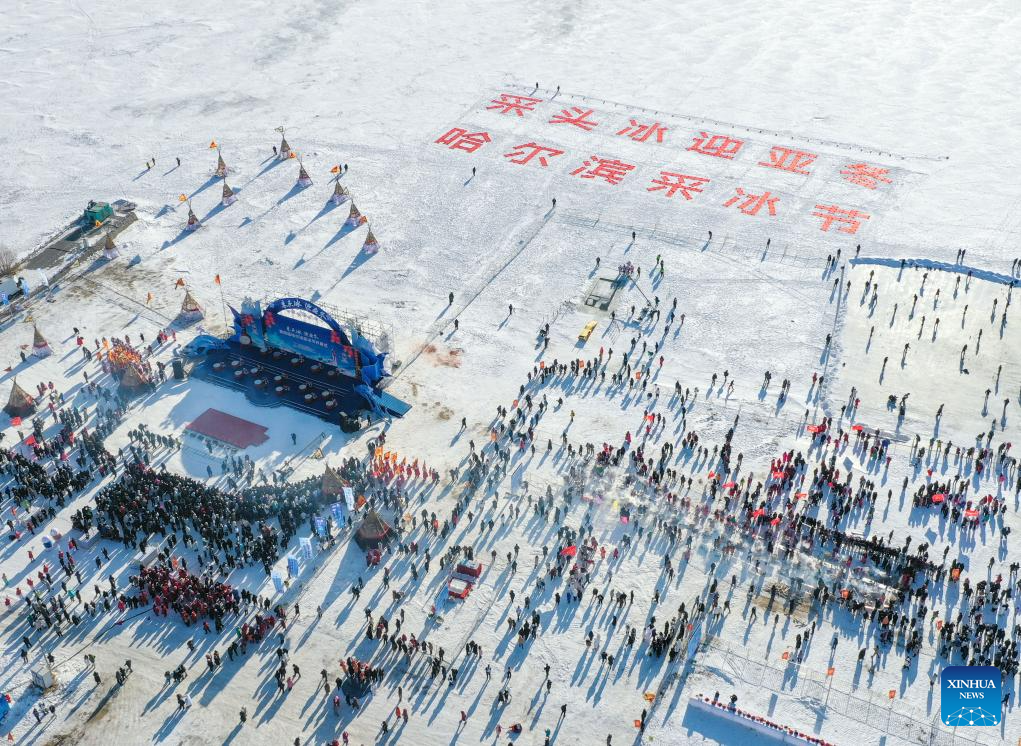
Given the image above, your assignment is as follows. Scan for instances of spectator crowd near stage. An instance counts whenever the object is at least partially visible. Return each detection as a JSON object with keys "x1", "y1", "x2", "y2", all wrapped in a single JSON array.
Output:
[{"x1": 2, "y1": 257, "x2": 1021, "y2": 744}]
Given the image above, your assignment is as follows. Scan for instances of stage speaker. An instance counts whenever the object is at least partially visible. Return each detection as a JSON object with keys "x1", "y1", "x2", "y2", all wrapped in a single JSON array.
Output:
[
  {"x1": 172, "y1": 359, "x2": 185, "y2": 380},
  {"x1": 339, "y1": 414, "x2": 360, "y2": 433}
]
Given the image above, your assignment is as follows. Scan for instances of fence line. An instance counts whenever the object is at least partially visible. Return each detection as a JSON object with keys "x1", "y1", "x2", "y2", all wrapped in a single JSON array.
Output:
[{"x1": 699, "y1": 639, "x2": 989, "y2": 746}]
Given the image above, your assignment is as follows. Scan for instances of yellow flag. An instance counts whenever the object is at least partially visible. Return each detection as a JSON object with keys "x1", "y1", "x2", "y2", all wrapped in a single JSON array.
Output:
[
  {"x1": 209, "y1": 140, "x2": 218, "y2": 149},
  {"x1": 146, "y1": 292, "x2": 153, "y2": 304},
  {"x1": 330, "y1": 165, "x2": 340, "y2": 174},
  {"x1": 178, "y1": 194, "x2": 187, "y2": 202}
]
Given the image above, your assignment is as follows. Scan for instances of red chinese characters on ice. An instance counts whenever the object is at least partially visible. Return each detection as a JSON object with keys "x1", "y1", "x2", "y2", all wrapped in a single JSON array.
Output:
[
  {"x1": 434, "y1": 128, "x2": 492, "y2": 154},
  {"x1": 486, "y1": 93, "x2": 543, "y2": 117},
  {"x1": 840, "y1": 163, "x2": 893, "y2": 189},
  {"x1": 647, "y1": 172, "x2": 709, "y2": 201},
  {"x1": 724, "y1": 187, "x2": 779, "y2": 217},
  {"x1": 687, "y1": 131, "x2": 744, "y2": 160},
  {"x1": 812, "y1": 204, "x2": 870, "y2": 234},
  {"x1": 549, "y1": 107, "x2": 600, "y2": 131},
  {"x1": 503, "y1": 143, "x2": 565, "y2": 167},
  {"x1": 571, "y1": 156, "x2": 635, "y2": 185},
  {"x1": 758, "y1": 146, "x2": 816, "y2": 175},
  {"x1": 617, "y1": 119, "x2": 668, "y2": 143}
]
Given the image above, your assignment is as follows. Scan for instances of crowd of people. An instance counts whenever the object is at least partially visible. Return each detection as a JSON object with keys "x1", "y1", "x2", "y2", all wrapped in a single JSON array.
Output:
[{"x1": 1, "y1": 256, "x2": 1020, "y2": 745}]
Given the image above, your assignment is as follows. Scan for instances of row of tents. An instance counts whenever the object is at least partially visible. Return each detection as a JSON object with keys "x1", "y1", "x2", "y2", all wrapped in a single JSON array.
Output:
[{"x1": 185, "y1": 145, "x2": 379, "y2": 255}]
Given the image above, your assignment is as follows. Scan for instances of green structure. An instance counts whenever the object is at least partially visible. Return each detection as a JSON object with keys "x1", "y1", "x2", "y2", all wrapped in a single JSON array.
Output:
[{"x1": 83, "y1": 200, "x2": 113, "y2": 227}]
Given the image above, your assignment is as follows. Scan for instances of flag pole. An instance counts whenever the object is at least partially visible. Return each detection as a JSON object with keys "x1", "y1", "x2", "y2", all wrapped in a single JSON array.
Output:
[{"x1": 217, "y1": 276, "x2": 227, "y2": 328}]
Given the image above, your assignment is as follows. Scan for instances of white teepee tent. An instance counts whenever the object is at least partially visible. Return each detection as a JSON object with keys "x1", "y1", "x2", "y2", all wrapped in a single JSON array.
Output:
[
  {"x1": 345, "y1": 202, "x2": 366, "y2": 227},
  {"x1": 362, "y1": 228, "x2": 379, "y2": 255},
  {"x1": 330, "y1": 180, "x2": 348, "y2": 206},
  {"x1": 221, "y1": 179, "x2": 237, "y2": 207},
  {"x1": 178, "y1": 289, "x2": 204, "y2": 322},
  {"x1": 103, "y1": 232, "x2": 119, "y2": 260},
  {"x1": 32, "y1": 325, "x2": 51, "y2": 358}
]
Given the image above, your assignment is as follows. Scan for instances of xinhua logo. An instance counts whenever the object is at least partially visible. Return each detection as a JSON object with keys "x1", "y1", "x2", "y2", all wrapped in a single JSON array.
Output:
[{"x1": 940, "y1": 666, "x2": 1001, "y2": 726}]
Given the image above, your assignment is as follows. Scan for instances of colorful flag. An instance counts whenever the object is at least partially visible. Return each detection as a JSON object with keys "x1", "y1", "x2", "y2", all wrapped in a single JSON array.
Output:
[
  {"x1": 209, "y1": 140, "x2": 218, "y2": 149},
  {"x1": 330, "y1": 165, "x2": 340, "y2": 174}
]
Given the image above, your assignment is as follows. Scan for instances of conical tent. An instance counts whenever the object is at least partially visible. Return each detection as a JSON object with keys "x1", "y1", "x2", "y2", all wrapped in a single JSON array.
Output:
[
  {"x1": 321, "y1": 464, "x2": 345, "y2": 497},
  {"x1": 214, "y1": 152, "x2": 228, "y2": 178},
  {"x1": 345, "y1": 202, "x2": 365, "y2": 227},
  {"x1": 186, "y1": 205, "x2": 200, "y2": 231},
  {"x1": 221, "y1": 180, "x2": 237, "y2": 207},
  {"x1": 362, "y1": 229, "x2": 379, "y2": 255},
  {"x1": 103, "y1": 232, "x2": 119, "y2": 260},
  {"x1": 297, "y1": 164, "x2": 312, "y2": 187},
  {"x1": 32, "y1": 326, "x2": 51, "y2": 358},
  {"x1": 354, "y1": 509, "x2": 393, "y2": 549},
  {"x1": 279, "y1": 137, "x2": 291, "y2": 160},
  {"x1": 330, "y1": 180, "x2": 348, "y2": 205},
  {"x1": 119, "y1": 364, "x2": 151, "y2": 392},
  {"x1": 178, "y1": 290, "x2": 204, "y2": 321},
  {"x1": 3, "y1": 379, "x2": 36, "y2": 417}
]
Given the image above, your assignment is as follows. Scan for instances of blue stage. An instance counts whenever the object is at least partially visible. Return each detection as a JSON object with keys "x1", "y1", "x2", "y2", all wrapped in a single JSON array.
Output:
[{"x1": 183, "y1": 296, "x2": 410, "y2": 427}]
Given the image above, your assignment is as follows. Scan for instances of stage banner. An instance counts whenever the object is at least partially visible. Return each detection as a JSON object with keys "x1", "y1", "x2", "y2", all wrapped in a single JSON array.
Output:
[
  {"x1": 287, "y1": 555, "x2": 300, "y2": 577},
  {"x1": 262, "y1": 298, "x2": 357, "y2": 372},
  {"x1": 343, "y1": 487, "x2": 355, "y2": 511},
  {"x1": 299, "y1": 537, "x2": 314, "y2": 560},
  {"x1": 330, "y1": 502, "x2": 344, "y2": 523},
  {"x1": 314, "y1": 517, "x2": 326, "y2": 536},
  {"x1": 271, "y1": 571, "x2": 285, "y2": 592}
]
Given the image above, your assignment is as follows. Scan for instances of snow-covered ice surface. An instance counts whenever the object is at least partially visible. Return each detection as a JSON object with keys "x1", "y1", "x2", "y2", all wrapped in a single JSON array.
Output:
[{"x1": 1, "y1": 1, "x2": 1021, "y2": 744}]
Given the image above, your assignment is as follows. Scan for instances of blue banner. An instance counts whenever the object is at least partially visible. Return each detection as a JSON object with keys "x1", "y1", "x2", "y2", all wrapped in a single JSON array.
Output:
[{"x1": 230, "y1": 296, "x2": 389, "y2": 387}]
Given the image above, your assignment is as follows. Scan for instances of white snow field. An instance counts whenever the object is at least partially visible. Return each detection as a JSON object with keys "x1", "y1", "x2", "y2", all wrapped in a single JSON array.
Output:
[{"x1": 1, "y1": 1, "x2": 1021, "y2": 745}]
